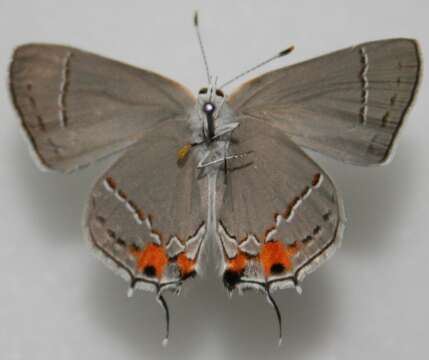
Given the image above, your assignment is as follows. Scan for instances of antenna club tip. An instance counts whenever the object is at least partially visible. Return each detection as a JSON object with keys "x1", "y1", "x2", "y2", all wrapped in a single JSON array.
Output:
[
  {"x1": 162, "y1": 338, "x2": 169, "y2": 347},
  {"x1": 278, "y1": 337, "x2": 283, "y2": 347},
  {"x1": 279, "y1": 46, "x2": 295, "y2": 57},
  {"x1": 193, "y1": 11, "x2": 199, "y2": 26}
]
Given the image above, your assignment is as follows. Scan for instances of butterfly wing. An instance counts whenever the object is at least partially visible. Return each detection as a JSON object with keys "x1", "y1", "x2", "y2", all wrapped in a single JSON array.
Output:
[
  {"x1": 217, "y1": 119, "x2": 345, "y2": 291},
  {"x1": 10, "y1": 44, "x2": 195, "y2": 172},
  {"x1": 85, "y1": 121, "x2": 206, "y2": 293},
  {"x1": 228, "y1": 39, "x2": 421, "y2": 166}
]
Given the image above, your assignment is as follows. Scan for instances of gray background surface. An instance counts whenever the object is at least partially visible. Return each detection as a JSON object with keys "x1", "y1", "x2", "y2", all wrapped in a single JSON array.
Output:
[{"x1": 1, "y1": 1, "x2": 428, "y2": 359}]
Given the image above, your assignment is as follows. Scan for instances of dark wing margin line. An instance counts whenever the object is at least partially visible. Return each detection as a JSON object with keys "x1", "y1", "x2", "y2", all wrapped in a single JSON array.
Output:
[
  {"x1": 229, "y1": 39, "x2": 423, "y2": 167},
  {"x1": 229, "y1": 38, "x2": 420, "y2": 109},
  {"x1": 84, "y1": 194, "x2": 158, "y2": 289},
  {"x1": 382, "y1": 39, "x2": 422, "y2": 165},
  {"x1": 8, "y1": 44, "x2": 196, "y2": 173},
  {"x1": 268, "y1": 181, "x2": 346, "y2": 287},
  {"x1": 8, "y1": 50, "x2": 50, "y2": 171},
  {"x1": 87, "y1": 223, "x2": 160, "y2": 290}
]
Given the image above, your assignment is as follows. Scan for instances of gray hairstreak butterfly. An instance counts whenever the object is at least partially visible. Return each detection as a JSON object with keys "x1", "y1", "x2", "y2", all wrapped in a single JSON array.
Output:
[{"x1": 9, "y1": 12, "x2": 421, "y2": 346}]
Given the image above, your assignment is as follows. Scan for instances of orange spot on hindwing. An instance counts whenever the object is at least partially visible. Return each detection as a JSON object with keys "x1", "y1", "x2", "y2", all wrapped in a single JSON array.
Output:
[
  {"x1": 129, "y1": 243, "x2": 168, "y2": 279},
  {"x1": 260, "y1": 241, "x2": 298, "y2": 277},
  {"x1": 223, "y1": 252, "x2": 249, "y2": 290},
  {"x1": 228, "y1": 252, "x2": 248, "y2": 273},
  {"x1": 176, "y1": 253, "x2": 196, "y2": 279},
  {"x1": 106, "y1": 176, "x2": 117, "y2": 190}
]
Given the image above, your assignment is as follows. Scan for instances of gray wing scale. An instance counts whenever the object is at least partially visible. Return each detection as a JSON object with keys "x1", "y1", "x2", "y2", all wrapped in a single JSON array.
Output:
[
  {"x1": 86, "y1": 122, "x2": 206, "y2": 290},
  {"x1": 218, "y1": 119, "x2": 345, "y2": 288},
  {"x1": 229, "y1": 39, "x2": 421, "y2": 166},
  {"x1": 10, "y1": 44, "x2": 195, "y2": 172}
]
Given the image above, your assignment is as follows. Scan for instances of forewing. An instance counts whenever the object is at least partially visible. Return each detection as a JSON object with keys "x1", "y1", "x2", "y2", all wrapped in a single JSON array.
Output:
[
  {"x1": 86, "y1": 122, "x2": 206, "y2": 292},
  {"x1": 10, "y1": 44, "x2": 195, "y2": 172},
  {"x1": 229, "y1": 39, "x2": 421, "y2": 166},
  {"x1": 217, "y1": 119, "x2": 345, "y2": 291}
]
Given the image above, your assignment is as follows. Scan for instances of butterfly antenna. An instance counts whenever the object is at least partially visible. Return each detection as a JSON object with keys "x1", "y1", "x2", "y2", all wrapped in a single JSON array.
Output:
[
  {"x1": 265, "y1": 288, "x2": 283, "y2": 346},
  {"x1": 194, "y1": 11, "x2": 211, "y2": 83},
  {"x1": 209, "y1": 76, "x2": 218, "y2": 102},
  {"x1": 220, "y1": 46, "x2": 295, "y2": 89},
  {"x1": 156, "y1": 292, "x2": 170, "y2": 347}
]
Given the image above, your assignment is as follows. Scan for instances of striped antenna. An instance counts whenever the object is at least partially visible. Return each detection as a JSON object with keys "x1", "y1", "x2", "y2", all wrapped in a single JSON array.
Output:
[
  {"x1": 194, "y1": 11, "x2": 211, "y2": 83},
  {"x1": 220, "y1": 46, "x2": 295, "y2": 89}
]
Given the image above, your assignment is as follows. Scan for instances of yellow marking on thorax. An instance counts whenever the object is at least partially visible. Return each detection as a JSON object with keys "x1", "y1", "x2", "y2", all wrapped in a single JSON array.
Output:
[{"x1": 178, "y1": 143, "x2": 192, "y2": 161}]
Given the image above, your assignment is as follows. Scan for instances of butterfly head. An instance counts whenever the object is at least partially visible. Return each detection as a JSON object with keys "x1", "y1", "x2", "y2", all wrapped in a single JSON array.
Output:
[
  {"x1": 196, "y1": 84, "x2": 228, "y2": 140},
  {"x1": 197, "y1": 86, "x2": 225, "y2": 110}
]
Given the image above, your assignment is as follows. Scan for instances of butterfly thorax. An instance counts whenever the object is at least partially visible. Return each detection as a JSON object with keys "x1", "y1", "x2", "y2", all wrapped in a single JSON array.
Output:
[{"x1": 188, "y1": 92, "x2": 238, "y2": 173}]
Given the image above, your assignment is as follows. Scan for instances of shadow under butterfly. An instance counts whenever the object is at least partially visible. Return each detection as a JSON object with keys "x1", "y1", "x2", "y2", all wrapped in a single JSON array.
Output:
[{"x1": 9, "y1": 11, "x2": 422, "y2": 346}]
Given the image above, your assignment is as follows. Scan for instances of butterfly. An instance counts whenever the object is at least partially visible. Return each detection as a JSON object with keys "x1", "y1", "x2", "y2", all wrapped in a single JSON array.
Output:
[{"x1": 9, "y1": 13, "x2": 421, "y2": 345}]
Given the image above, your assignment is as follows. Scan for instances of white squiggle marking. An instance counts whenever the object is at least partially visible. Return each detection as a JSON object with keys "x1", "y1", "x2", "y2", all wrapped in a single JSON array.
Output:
[
  {"x1": 218, "y1": 222, "x2": 239, "y2": 259},
  {"x1": 275, "y1": 214, "x2": 282, "y2": 227},
  {"x1": 287, "y1": 174, "x2": 324, "y2": 223},
  {"x1": 120, "y1": 198, "x2": 143, "y2": 225},
  {"x1": 186, "y1": 224, "x2": 206, "y2": 261},
  {"x1": 239, "y1": 234, "x2": 260, "y2": 256},
  {"x1": 103, "y1": 178, "x2": 115, "y2": 192},
  {"x1": 103, "y1": 179, "x2": 204, "y2": 251},
  {"x1": 266, "y1": 214, "x2": 283, "y2": 242},
  {"x1": 114, "y1": 191, "x2": 126, "y2": 202},
  {"x1": 102, "y1": 177, "x2": 164, "y2": 244},
  {"x1": 132, "y1": 213, "x2": 143, "y2": 225},
  {"x1": 58, "y1": 52, "x2": 72, "y2": 128},
  {"x1": 264, "y1": 174, "x2": 325, "y2": 240},
  {"x1": 359, "y1": 47, "x2": 369, "y2": 125},
  {"x1": 166, "y1": 236, "x2": 185, "y2": 258},
  {"x1": 286, "y1": 198, "x2": 303, "y2": 223},
  {"x1": 150, "y1": 232, "x2": 161, "y2": 245},
  {"x1": 313, "y1": 173, "x2": 324, "y2": 189},
  {"x1": 104, "y1": 178, "x2": 143, "y2": 223},
  {"x1": 301, "y1": 186, "x2": 312, "y2": 200},
  {"x1": 145, "y1": 217, "x2": 152, "y2": 230}
]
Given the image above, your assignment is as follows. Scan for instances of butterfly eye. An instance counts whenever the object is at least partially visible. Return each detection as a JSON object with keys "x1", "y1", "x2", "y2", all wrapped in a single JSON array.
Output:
[
  {"x1": 215, "y1": 89, "x2": 224, "y2": 97},
  {"x1": 198, "y1": 87, "x2": 208, "y2": 94}
]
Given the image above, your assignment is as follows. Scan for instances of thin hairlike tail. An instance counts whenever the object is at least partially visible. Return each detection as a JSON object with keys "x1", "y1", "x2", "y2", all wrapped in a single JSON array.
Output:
[
  {"x1": 156, "y1": 292, "x2": 170, "y2": 347},
  {"x1": 265, "y1": 288, "x2": 283, "y2": 346}
]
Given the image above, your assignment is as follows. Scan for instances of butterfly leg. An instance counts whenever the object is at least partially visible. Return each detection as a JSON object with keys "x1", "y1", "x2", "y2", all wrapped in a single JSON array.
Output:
[
  {"x1": 178, "y1": 122, "x2": 240, "y2": 162},
  {"x1": 197, "y1": 151, "x2": 252, "y2": 168},
  {"x1": 223, "y1": 153, "x2": 228, "y2": 185},
  {"x1": 212, "y1": 122, "x2": 239, "y2": 140}
]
